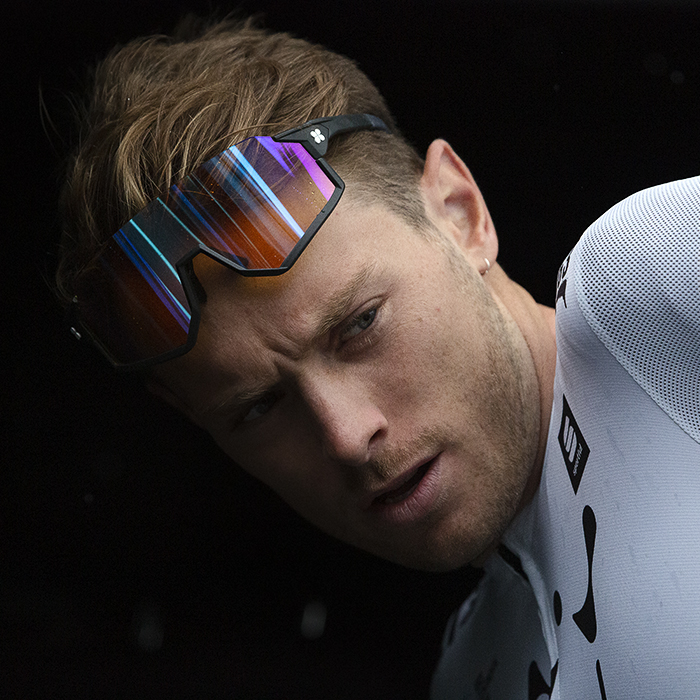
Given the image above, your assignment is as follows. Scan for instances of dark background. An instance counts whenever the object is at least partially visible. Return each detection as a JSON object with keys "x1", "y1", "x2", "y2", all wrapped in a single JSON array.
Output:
[{"x1": 4, "y1": 1, "x2": 699, "y2": 697}]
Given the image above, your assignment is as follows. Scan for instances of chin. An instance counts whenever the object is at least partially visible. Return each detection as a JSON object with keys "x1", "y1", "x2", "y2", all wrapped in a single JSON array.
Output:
[
  {"x1": 379, "y1": 548, "x2": 479, "y2": 573},
  {"x1": 378, "y1": 502, "x2": 520, "y2": 572},
  {"x1": 365, "y1": 531, "x2": 498, "y2": 572}
]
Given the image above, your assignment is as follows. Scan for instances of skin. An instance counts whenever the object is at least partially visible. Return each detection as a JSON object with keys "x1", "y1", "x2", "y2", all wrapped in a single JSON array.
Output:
[{"x1": 152, "y1": 140, "x2": 557, "y2": 571}]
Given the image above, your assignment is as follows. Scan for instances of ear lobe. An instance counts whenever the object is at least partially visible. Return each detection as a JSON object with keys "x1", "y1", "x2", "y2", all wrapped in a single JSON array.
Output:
[
  {"x1": 420, "y1": 139, "x2": 498, "y2": 266},
  {"x1": 146, "y1": 378, "x2": 203, "y2": 428}
]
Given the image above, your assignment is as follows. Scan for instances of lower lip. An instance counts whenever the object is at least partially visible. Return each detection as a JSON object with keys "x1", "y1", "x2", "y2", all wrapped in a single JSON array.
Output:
[{"x1": 367, "y1": 455, "x2": 442, "y2": 526}]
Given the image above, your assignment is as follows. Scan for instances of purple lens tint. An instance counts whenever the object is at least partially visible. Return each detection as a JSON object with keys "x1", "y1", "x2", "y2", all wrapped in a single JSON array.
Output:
[{"x1": 76, "y1": 137, "x2": 337, "y2": 366}]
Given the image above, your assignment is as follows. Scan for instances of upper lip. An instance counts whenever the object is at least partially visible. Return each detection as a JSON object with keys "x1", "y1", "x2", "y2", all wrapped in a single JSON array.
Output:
[{"x1": 361, "y1": 455, "x2": 437, "y2": 510}]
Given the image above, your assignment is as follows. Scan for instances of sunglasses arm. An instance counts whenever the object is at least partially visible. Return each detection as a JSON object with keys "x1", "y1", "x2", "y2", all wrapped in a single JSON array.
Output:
[{"x1": 273, "y1": 113, "x2": 389, "y2": 159}]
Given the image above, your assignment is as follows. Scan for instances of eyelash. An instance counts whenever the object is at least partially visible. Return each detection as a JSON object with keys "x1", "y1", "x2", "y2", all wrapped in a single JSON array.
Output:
[
  {"x1": 338, "y1": 305, "x2": 379, "y2": 346},
  {"x1": 240, "y1": 392, "x2": 279, "y2": 423}
]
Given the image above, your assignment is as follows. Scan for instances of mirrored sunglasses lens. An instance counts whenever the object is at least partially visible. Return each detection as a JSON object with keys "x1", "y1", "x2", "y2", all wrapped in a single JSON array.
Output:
[
  {"x1": 76, "y1": 237, "x2": 192, "y2": 366},
  {"x1": 178, "y1": 137, "x2": 336, "y2": 269},
  {"x1": 78, "y1": 137, "x2": 336, "y2": 366}
]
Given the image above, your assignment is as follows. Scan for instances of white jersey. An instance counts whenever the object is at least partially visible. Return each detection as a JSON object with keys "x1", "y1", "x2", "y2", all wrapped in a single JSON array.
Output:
[{"x1": 432, "y1": 176, "x2": 700, "y2": 699}]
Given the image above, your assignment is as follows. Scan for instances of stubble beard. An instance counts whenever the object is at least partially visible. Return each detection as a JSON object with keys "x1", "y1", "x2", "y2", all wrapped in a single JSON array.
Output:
[
  {"x1": 422, "y1": 242, "x2": 541, "y2": 570},
  {"x1": 351, "y1": 250, "x2": 540, "y2": 572}
]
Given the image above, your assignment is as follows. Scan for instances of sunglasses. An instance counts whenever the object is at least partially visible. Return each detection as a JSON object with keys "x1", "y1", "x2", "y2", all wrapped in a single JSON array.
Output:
[{"x1": 69, "y1": 113, "x2": 389, "y2": 370}]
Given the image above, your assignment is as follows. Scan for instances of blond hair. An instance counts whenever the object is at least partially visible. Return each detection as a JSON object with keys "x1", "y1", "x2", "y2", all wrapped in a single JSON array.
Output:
[{"x1": 56, "y1": 16, "x2": 429, "y2": 305}]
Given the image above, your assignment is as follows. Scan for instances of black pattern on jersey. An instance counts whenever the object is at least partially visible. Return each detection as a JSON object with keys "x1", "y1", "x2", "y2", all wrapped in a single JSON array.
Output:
[
  {"x1": 596, "y1": 660, "x2": 608, "y2": 699},
  {"x1": 528, "y1": 660, "x2": 558, "y2": 700},
  {"x1": 573, "y1": 506, "x2": 597, "y2": 643}
]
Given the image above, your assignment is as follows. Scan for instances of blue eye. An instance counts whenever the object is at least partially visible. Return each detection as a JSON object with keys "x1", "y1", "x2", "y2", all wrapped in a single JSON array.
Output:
[
  {"x1": 356, "y1": 309, "x2": 376, "y2": 329},
  {"x1": 242, "y1": 393, "x2": 278, "y2": 422},
  {"x1": 341, "y1": 308, "x2": 377, "y2": 341}
]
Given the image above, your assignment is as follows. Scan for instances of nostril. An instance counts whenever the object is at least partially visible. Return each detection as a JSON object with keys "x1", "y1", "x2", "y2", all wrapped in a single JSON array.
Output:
[{"x1": 301, "y1": 373, "x2": 388, "y2": 465}]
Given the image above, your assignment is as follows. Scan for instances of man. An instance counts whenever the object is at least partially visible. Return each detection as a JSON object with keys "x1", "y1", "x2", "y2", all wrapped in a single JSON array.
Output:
[{"x1": 57, "y1": 17, "x2": 700, "y2": 698}]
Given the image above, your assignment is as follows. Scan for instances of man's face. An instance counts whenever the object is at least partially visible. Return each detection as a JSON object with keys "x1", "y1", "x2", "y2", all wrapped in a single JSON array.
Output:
[{"x1": 156, "y1": 196, "x2": 541, "y2": 571}]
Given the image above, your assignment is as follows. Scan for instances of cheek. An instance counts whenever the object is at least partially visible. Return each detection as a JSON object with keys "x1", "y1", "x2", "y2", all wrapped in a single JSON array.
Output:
[{"x1": 392, "y1": 304, "x2": 480, "y2": 393}]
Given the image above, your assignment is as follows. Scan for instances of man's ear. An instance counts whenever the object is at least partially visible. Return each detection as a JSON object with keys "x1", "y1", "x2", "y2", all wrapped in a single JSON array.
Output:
[
  {"x1": 420, "y1": 139, "x2": 498, "y2": 268},
  {"x1": 146, "y1": 378, "x2": 203, "y2": 428}
]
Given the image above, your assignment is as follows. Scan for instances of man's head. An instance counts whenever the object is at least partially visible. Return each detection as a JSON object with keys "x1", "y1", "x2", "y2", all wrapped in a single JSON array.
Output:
[
  {"x1": 58, "y1": 18, "x2": 553, "y2": 571},
  {"x1": 56, "y1": 17, "x2": 428, "y2": 308}
]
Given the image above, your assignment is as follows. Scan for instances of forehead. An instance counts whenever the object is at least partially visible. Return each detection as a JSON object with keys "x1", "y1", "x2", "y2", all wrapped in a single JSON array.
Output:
[
  {"x1": 154, "y1": 199, "x2": 433, "y2": 406},
  {"x1": 192, "y1": 200, "x2": 388, "y2": 326}
]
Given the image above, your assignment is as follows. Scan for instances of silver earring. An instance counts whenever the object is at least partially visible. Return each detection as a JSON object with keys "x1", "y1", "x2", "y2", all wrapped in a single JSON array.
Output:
[{"x1": 481, "y1": 258, "x2": 491, "y2": 276}]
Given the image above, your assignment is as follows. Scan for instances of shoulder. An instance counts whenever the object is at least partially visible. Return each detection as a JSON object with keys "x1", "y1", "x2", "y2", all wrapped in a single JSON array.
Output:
[
  {"x1": 566, "y1": 176, "x2": 700, "y2": 443},
  {"x1": 431, "y1": 556, "x2": 550, "y2": 700},
  {"x1": 574, "y1": 175, "x2": 700, "y2": 307},
  {"x1": 573, "y1": 175, "x2": 700, "y2": 301}
]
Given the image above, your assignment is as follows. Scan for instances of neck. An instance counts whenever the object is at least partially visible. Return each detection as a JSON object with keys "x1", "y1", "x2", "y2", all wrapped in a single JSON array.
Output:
[{"x1": 488, "y1": 264, "x2": 558, "y2": 508}]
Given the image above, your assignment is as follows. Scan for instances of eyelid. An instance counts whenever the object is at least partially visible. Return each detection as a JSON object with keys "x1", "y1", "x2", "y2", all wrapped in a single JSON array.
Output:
[
  {"x1": 336, "y1": 299, "x2": 383, "y2": 348},
  {"x1": 223, "y1": 387, "x2": 279, "y2": 430},
  {"x1": 241, "y1": 393, "x2": 277, "y2": 423},
  {"x1": 341, "y1": 307, "x2": 374, "y2": 335}
]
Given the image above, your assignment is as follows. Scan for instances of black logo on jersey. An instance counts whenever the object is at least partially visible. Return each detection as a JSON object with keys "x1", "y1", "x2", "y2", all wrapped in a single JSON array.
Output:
[
  {"x1": 555, "y1": 253, "x2": 571, "y2": 308},
  {"x1": 558, "y1": 395, "x2": 590, "y2": 494}
]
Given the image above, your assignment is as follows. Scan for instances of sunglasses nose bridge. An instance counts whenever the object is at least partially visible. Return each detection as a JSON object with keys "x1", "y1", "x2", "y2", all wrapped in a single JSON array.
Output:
[{"x1": 186, "y1": 244, "x2": 288, "y2": 280}]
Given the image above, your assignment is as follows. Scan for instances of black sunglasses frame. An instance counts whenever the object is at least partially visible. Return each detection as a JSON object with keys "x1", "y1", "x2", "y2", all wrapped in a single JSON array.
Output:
[{"x1": 68, "y1": 113, "x2": 389, "y2": 370}]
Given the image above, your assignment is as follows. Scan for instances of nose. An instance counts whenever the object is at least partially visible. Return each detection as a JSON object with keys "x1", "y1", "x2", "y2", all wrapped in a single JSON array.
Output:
[{"x1": 300, "y1": 371, "x2": 388, "y2": 466}]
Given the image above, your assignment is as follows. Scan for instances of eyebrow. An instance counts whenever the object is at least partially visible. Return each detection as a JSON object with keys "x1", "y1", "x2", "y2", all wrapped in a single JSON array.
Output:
[
  {"x1": 199, "y1": 380, "x2": 274, "y2": 422},
  {"x1": 200, "y1": 261, "x2": 379, "y2": 420},
  {"x1": 314, "y1": 261, "x2": 378, "y2": 338}
]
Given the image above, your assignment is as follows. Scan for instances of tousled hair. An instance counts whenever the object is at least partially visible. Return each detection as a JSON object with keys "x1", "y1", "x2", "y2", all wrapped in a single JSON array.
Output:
[{"x1": 56, "y1": 16, "x2": 429, "y2": 305}]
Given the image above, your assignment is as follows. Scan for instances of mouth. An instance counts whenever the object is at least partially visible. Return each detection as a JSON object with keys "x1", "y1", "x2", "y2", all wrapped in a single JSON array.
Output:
[
  {"x1": 362, "y1": 452, "x2": 443, "y2": 527},
  {"x1": 372, "y1": 461, "x2": 433, "y2": 506}
]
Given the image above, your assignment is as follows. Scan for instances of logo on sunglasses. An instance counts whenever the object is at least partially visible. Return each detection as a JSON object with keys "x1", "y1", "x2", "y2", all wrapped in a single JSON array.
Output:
[{"x1": 309, "y1": 128, "x2": 326, "y2": 144}]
